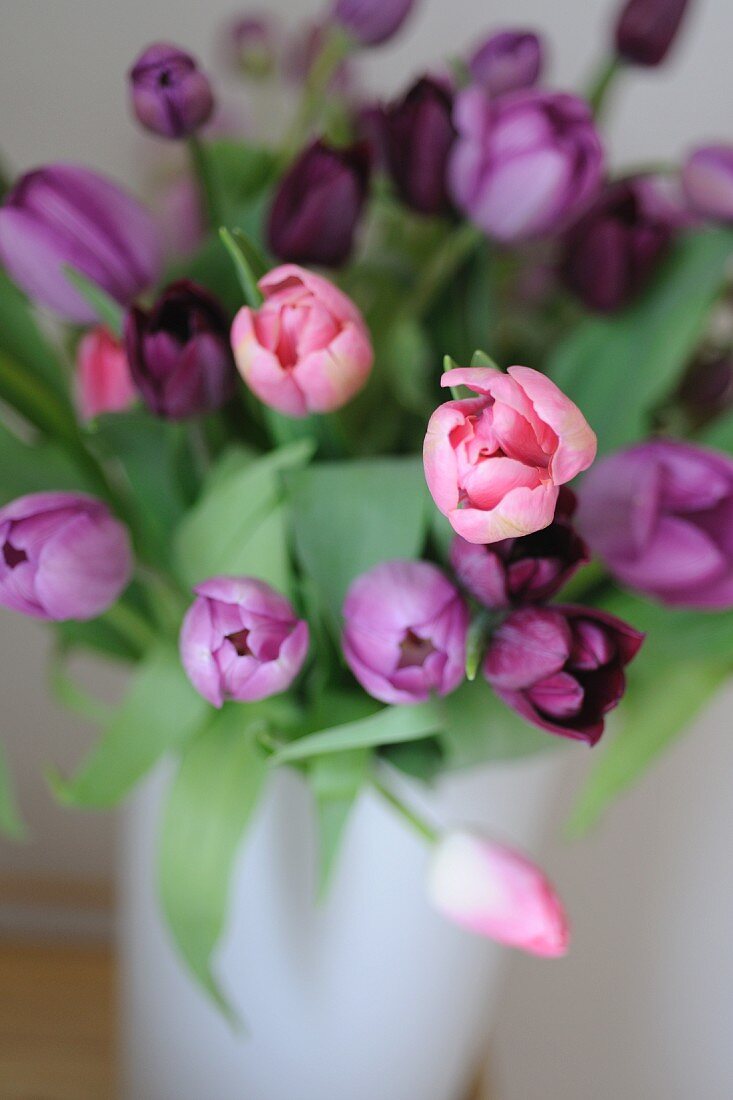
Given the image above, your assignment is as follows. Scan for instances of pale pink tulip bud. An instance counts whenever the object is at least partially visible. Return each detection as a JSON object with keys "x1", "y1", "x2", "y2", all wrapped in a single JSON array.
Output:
[
  {"x1": 427, "y1": 830, "x2": 569, "y2": 957},
  {"x1": 76, "y1": 326, "x2": 137, "y2": 422},
  {"x1": 231, "y1": 264, "x2": 374, "y2": 418}
]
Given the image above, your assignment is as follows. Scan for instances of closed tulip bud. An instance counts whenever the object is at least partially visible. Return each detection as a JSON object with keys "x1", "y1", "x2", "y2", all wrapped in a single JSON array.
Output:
[
  {"x1": 224, "y1": 15, "x2": 279, "y2": 78},
  {"x1": 615, "y1": 0, "x2": 692, "y2": 66},
  {"x1": 468, "y1": 29, "x2": 544, "y2": 98},
  {"x1": 180, "y1": 577, "x2": 309, "y2": 708},
  {"x1": 577, "y1": 440, "x2": 733, "y2": 608},
  {"x1": 342, "y1": 560, "x2": 469, "y2": 705},
  {"x1": 449, "y1": 87, "x2": 604, "y2": 242},
  {"x1": 333, "y1": 0, "x2": 416, "y2": 46},
  {"x1": 0, "y1": 164, "x2": 162, "y2": 324},
  {"x1": 484, "y1": 606, "x2": 644, "y2": 745},
  {"x1": 428, "y1": 830, "x2": 569, "y2": 957},
  {"x1": 232, "y1": 264, "x2": 373, "y2": 418},
  {"x1": 267, "y1": 139, "x2": 370, "y2": 267},
  {"x1": 125, "y1": 280, "x2": 236, "y2": 420},
  {"x1": 0, "y1": 492, "x2": 132, "y2": 622},
  {"x1": 450, "y1": 488, "x2": 588, "y2": 608},
  {"x1": 76, "y1": 327, "x2": 137, "y2": 423},
  {"x1": 682, "y1": 145, "x2": 733, "y2": 224},
  {"x1": 129, "y1": 43, "x2": 214, "y2": 139},
  {"x1": 561, "y1": 178, "x2": 677, "y2": 313},
  {"x1": 384, "y1": 77, "x2": 455, "y2": 216}
]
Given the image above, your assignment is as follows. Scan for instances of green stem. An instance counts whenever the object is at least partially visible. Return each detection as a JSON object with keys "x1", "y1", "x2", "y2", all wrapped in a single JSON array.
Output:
[
  {"x1": 372, "y1": 776, "x2": 438, "y2": 844},
  {"x1": 587, "y1": 55, "x2": 623, "y2": 118},
  {"x1": 100, "y1": 600, "x2": 158, "y2": 657},
  {"x1": 188, "y1": 135, "x2": 224, "y2": 230},
  {"x1": 280, "y1": 28, "x2": 352, "y2": 162},
  {"x1": 408, "y1": 222, "x2": 484, "y2": 317}
]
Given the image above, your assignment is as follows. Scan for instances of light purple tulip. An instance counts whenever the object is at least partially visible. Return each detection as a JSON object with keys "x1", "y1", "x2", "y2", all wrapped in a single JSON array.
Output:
[
  {"x1": 468, "y1": 30, "x2": 544, "y2": 98},
  {"x1": 332, "y1": 0, "x2": 416, "y2": 46},
  {"x1": 0, "y1": 492, "x2": 133, "y2": 621},
  {"x1": 682, "y1": 145, "x2": 733, "y2": 224},
  {"x1": 342, "y1": 560, "x2": 469, "y2": 705},
  {"x1": 129, "y1": 43, "x2": 214, "y2": 140},
  {"x1": 576, "y1": 440, "x2": 733, "y2": 609},
  {"x1": 0, "y1": 164, "x2": 162, "y2": 324},
  {"x1": 179, "y1": 576, "x2": 310, "y2": 708},
  {"x1": 448, "y1": 87, "x2": 604, "y2": 242}
]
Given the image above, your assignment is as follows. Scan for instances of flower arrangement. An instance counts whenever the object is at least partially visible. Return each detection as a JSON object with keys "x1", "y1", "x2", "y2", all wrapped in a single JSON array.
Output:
[{"x1": 0, "y1": 0, "x2": 731, "y2": 1013}]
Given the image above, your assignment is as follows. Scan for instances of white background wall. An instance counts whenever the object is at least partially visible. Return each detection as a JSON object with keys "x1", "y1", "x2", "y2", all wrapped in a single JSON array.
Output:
[{"x1": 1, "y1": 1, "x2": 732, "y2": 1097}]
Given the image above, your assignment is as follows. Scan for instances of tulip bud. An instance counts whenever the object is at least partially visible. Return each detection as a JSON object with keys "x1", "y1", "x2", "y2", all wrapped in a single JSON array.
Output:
[
  {"x1": 332, "y1": 0, "x2": 416, "y2": 47},
  {"x1": 576, "y1": 440, "x2": 733, "y2": 609},
  {"x1": 232, "y1": 264, "x2": 373, "y2": 418},
  {"x1": 449, "y1": 87, "x2": 604, "y2": 242},
  {"x1": 76, "y1": 327, "x2": 137, "y2": 423},
  {"x1": 129, "y1": 43, "x2": 214, "y2": 139},
  {"x1": 484, "y1": 606, "x2": 644, "y2": 745},
  {"x1": 267, "y1": 139, "x2": 370, "y2": 267},
  {"x1": 615, "y1": 0, "x2": 692, "y2": 67},
  {"x1": 428, "y1": 830, "x2": 569, "y2": 957},
  {"x1": 468, "y1": 30, "x2": 544, "y2": 98},
  {"x1": 0, "y1": 492, "x2": 133, "y2": 621},
  {"x1": 342, "y1": 560, "x2": 469, "y2": 705},
  {"x1": 125, "y1": 280, "x2": 236, "y2": 420},
  {"x1": 179, "y1": 576, "x2": 309, "y2": 707},
  {"x1": 224, "y1": 15, "x2": 279, "y2": 78},
  {"x1": 384, "y1": 77, "x2": 455, "y2": 217},
  {"x1": 450, "y1": 488, "x2": 589, "y2": 608},
  {"x1": 0, "y1": 164, "x2": 162, "y2": 324},
  {"x1": 682, "y1": 145, "x2": 733, "y2": 224}
]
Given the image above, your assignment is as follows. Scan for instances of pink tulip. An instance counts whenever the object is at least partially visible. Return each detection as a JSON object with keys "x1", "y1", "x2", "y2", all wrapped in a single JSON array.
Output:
[
  {"x1": 76, "y1": 326, "x2": 137, "y2": 422},
  {"x1": 427, "y1": 830, "x2": 569, "y2": 957},
  {"x1": 231, "y1": 264, "x2": 374, "y2": 418},
  {"x1": 423, "y1": 365, "x2": 596, "y2": 544}
]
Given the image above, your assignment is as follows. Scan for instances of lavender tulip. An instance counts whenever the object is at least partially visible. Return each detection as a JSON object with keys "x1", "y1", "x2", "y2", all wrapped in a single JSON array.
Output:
[
  {"x1": 384, "y1": 77, "x2": 456, "y2": 217},
  {"x1": 0, "y1": 492, "x2": 132, "y2": 622},
  {"x1": 332, "y1": 0, "x2": 415, "y2": 46},
  {"x1": 468, "y1": 30, "x2": 544, "y2": 98},
  {"x1": 342, "y1": 560, "x2": 469, "y2": 705},
  {"x1": 267, "y1": 139, "x2": 370, "y2": 267},
  {"x1": 682, "y1": 146, "x2": 733, "y2": 224},
  {"x1": 615, "y1": 0, "x2": 692, "y2": 67},
  {"x1": 0, "y1": 165, "x2": 162, "y2": 324},
  {"x1": 484, "y1": 606, "x2": 644, "y2": 745},
  {"x1": 129, "y1": 43, "x2": 214, "y2": 139},
  {"x1": 180, "y1": 576, "x2": 310, "y2": 707},
  {"x1": 577, "y1": 440, "x2": 733, "y2": 609},
  {"x1": 449, "y1": 87, "x2": 604, "y2": 242}
]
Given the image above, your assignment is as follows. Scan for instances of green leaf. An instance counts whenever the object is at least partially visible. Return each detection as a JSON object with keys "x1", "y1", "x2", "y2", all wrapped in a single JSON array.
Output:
[
  {"x1": 272, "y1": 702, "x2": 442, "y2": 765},
  {"x1": 159, "y1": 705, "x2": 269, "y2": 1021},
  {"x1": 0, "y1": 420, "x2": 88, "y2": 504},
  {"x1": 219, "y1": 227, "x2": 264, "y2": 309},
  {"x1": 50, "y1": 645, "x2": 209, "y2": 808},
  {"x1": 0, "y1": 741, "x2": 25, "y2": 839},
  {"x1": 49, "y1": 648, "x2": 113, "y2": 726},
  {"x1": 0, "y1": 271, "x2": 67, "y2": 395},
  {"x1": 206, "y1": 141, "x2": 279, "y2": 213},
  {"x1": 54, "y1": 616, "x2": 140, "y2": 662},
  {"x1": 310, "y1": 748, "x2": 368, "y2": 899},
  {"x1": 63, "y1": 267, "x2": 124, "y2": 336},
  {"x1": 382, "y1": 737, "x2": 445, "y2": 782},
  {"x1": 470, "y1": 349, "x2": 500, "y2": 370},
  {"x1": 548, "y1": 229, "x2": 733, "y2": 455}
]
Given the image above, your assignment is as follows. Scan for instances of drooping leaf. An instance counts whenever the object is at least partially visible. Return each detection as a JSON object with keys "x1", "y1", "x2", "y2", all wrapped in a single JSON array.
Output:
[
  {"x1": 0, "y1": 270, "x2": 67, "y2": 395},
  {"x1": 272, "y1": 701, "x2": 442, "y2": 765},
  {"x1": 63, "y1": 267, "x2": 124, "y2": 336},
  {"x1": 0, "y1": 741, "x2": 25, "y2": 839},
  {"x1": 310, "y1": 748, "x2": 369, "y2": 899}
]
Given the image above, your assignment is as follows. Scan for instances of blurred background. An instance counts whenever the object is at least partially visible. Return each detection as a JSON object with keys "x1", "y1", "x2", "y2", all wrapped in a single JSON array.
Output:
[{"x1": 1, "y1": 1, "x2": 732, "y2": 1097}]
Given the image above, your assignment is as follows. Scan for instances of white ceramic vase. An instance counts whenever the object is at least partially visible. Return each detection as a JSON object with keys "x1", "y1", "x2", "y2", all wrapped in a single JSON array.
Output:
[{"x1": 120, "y1": 752, "x2": 562, "y2": 1100}]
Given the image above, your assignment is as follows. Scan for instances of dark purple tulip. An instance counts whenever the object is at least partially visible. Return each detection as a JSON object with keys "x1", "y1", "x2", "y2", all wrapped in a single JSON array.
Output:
[
  {"x1": 0, "y1": 164, "x2": 162, "y2": 324},
  {"x1": 615, "y1": 0, "x2": 692, "y2": 66},
  {"x1": 129, "y1": 43, "x2": 214, "y2": 139},
  {"x1": 125, "y1": 280, "x2": 236, "y2": 420},
  {"x1": 451, "y1": 488, "x2": 589, "y2": 609},
  {"x1": 0, "y1": 492, "x2": 132, "y2": 622},
  {"x1": 577, "y1": 440, "x2": 733, "y2": 609},
  {"x1": 682, "y1": 145, "x2": 733, "y2": 224},
  {"x1": 561, "y1": 177, "x2": 677, "y2": 313},
  {"x1": 333, "y1": 0, "x2": 415, "y2": 46},
  {"x1": 484, "y1": 605, "x2": 644, "y2": 745},
  {"x1": 268, "y1": 139, "x2": 370, "y2": 267},
  {"x1": 224, "y1": 15, "x2": 279, "y2": 77},
  {"x1": 384, "y1": 77, "x2": 456, "y2": 217},
  {"x1": 355, "y1": 104, "x2": 389, "y2": 171},
  {"x1": 468, "y1": 30, "x2": 544, "y2": 98}
]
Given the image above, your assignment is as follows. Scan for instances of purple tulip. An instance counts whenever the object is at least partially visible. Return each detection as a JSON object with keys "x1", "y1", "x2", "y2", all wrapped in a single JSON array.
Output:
[
  {"x1": 224, "y1": 15, "x2": 279, "y2": 77},
  {"x1": 468, "y1": 30, "x2": 544, "y2": 98},
  {"x1": 342, "y1": 560, "x2": 469, "y2": 705},
  {"x1": 384, "y1": 77, "x2": 456, "y2": 217},
  {"x1": 180, "y1": 576, "x2": 310, "y2": 707},
  {"x1": 124, "y1": 280, "x2": 236, "y2": 420},
  {"x1": 450, "y1": 488, "x2": 589, "y2": 609},
  {"x1": 561, "y1": 177, "x2": 677, "y2": 313},
  {"x1": 484, "y1": 606, "x2": 644, "y2": 745},
  {"x1": 615, "y1": 0, "x2": 692, "y2": 66},
  {"x1": 577, "y1": 440, "x2": 733, "y2": 609},
  {"x1": 129, "y1": 43, "x2": 214, "y2": 139},
  {"x1": 332, "y1": 0, "x2": 415, "y2": 46},
  {"x1": 449, "y1": 87, "x2": 604, "y2": 242},
  {"x1": 682, "y1": 146, "x2": 733, "y2": 224},
  {"x1": 0, "y1": 164, "x2": 162, "y2": 324},
  {"x1": 268, "y1": 139, "x2": 370, "y2": 267},
  {"x1": 0, "y1": 492, "x2": 132, "y2": 622}
]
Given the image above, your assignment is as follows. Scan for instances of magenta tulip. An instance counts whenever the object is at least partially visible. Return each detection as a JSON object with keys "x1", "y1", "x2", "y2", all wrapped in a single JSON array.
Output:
[
  {"x1": 682, "y1": 145, "x2": 733, "y2": 224},
  {"x1": 76, "y1": 327, "x2": 137, "y2": 423}
]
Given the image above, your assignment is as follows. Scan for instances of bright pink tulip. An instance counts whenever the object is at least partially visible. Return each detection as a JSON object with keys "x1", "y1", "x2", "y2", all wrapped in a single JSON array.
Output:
[
  {"x1": 427, "y1": 830, "x2": 569, "y2": 957},
  {"x1": 76, "y1": 327, "x2": 137, "y2": 422},
  {"x1": 423, "y1": 365, "x2": 596, "y2": 544},
  {"x1": 231, "y1": 264, "x2": 374, "y2": 418}
]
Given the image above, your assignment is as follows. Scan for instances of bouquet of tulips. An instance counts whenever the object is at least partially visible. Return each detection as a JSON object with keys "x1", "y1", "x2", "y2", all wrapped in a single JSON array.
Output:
[{"x1": 1, "y1": 0, "x2": 732, "y2": 1009}]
